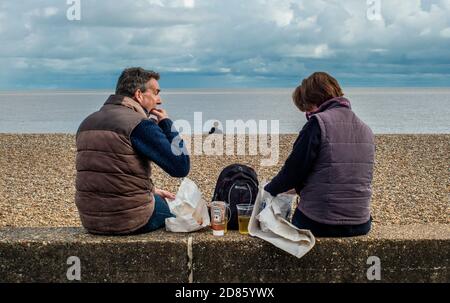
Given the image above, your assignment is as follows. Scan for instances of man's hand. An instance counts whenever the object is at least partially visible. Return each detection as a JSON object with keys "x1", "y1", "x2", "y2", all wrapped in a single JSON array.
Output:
[
  {"x1": 154, "y1": 188, "x2": 176, "y2": 200},
  {"x1": 150, "y1": 108, "x2": 169, "y2": 123}
]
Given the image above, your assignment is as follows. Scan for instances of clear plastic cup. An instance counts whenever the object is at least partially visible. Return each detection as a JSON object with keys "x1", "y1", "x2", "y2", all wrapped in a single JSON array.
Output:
[{"x1": 236, "y1": 204, "x2": 253, "y2": 235}]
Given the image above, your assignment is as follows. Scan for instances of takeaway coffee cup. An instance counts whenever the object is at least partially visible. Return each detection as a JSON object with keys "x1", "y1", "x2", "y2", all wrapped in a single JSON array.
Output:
[{"x1": 210, "y1": 201, "x2": 230, "y2": 236}]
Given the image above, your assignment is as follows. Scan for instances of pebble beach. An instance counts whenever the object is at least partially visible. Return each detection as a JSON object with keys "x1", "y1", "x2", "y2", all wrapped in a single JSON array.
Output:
[{"x1": 0, "y1": 134, "x2": 449, "y2": 228}]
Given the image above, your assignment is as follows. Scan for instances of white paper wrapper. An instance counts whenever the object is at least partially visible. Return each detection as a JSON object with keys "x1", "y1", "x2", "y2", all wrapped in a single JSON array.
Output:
[{"x1": 165, "y1": 178, "x2": 210, "y2": 232}]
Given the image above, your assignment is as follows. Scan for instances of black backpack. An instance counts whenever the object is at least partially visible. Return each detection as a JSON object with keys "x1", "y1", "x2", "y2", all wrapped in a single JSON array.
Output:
[{"x1": 211, "y1": 164, "x2": 259, "y2": 230}]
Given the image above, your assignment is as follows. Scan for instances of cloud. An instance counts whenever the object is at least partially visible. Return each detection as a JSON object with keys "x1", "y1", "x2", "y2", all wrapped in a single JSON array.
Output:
[
  {"x1": 0, "y1": 0, "x2": 449, "y2": 89},
  {"x1": 183, "y1": 0, "x2": 195, "y2": 8},
  {"x1": 441, "y1": 27, "x2": 450, "y2": 38}
]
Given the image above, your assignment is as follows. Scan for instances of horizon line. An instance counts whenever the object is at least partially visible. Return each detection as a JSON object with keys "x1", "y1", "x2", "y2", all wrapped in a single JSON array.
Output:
[{"x1": 1, "y1": 85, "x2": 450, "y2": 93}]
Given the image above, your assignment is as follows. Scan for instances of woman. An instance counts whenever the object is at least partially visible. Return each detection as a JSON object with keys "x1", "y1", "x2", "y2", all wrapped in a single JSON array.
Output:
[{"x1": 265, "y1": 72, "x2": 375, "y2": 237}]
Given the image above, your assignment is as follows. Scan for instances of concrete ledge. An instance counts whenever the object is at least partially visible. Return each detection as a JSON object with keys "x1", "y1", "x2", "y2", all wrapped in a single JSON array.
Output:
[{"x1": 1, "y1": 225, "x2": 449, "y2": 283}]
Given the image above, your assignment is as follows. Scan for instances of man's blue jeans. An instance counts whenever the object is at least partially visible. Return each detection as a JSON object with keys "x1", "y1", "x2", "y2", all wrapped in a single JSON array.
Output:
[{"x1": 132, "y1": 194, "x2": 175, "y2": 234}]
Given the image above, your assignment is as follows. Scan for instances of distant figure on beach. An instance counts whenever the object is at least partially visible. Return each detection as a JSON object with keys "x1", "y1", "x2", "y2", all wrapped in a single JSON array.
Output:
[
  {"x1": 264, "y1": 72, "x2": 375, "y2": 237},
  {"x1": 208, "y1": 121, "x2": 223, "y2": 134},
  {"x1": 75, "y1": 67, "x2": 189, "y2": 235}
]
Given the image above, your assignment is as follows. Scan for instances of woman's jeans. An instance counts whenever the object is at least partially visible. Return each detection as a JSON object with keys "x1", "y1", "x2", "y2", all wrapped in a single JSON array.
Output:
[
  {"x1": 132, "y1": 194, "x2": 175, "y2": 234},
  {"x1": 291, "y1": 208, "x2": 371, "y2": 237}
]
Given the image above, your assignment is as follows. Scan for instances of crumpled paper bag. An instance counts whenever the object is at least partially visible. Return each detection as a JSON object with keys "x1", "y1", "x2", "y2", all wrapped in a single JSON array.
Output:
[
  {"x1": 249, "y1": 186, "x2": 315, "y2": 258},
  {"x1": 165, "y1": 178, "x2": 210, "y2": 232}
]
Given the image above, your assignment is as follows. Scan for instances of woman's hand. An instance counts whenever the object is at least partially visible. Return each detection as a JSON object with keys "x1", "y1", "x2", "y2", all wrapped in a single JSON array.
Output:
[
  {"x1": 284, "y1": 189, "x2": 297, "y2": 194},
  {"x1": 154, "y1": 188, "x2": 176, "y2": 201}
]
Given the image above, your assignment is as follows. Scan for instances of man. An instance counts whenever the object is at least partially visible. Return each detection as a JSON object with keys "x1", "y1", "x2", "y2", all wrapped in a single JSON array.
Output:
[
  {"x1": 75, "y1": 67, "x2": 189, "y2": 235},
  {"x1": 208, "y1": 121, "x2": 223, "y2": 134}
]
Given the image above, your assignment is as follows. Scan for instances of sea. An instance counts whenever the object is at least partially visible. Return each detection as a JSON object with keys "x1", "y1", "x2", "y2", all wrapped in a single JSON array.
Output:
[{"x1": 0, "y1": 88, "x2": 449, "y2": 134}]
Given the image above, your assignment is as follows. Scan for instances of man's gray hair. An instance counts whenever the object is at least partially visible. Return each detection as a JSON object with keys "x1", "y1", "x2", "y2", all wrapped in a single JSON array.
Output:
[{"x1": 115, "y1": 67, "x2": 160, "y2": 97}]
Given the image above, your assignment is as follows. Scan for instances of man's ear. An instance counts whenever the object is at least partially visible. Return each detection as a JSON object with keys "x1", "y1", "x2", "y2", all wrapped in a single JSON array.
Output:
[{"x1": 133, "y1": 89, "x2": 143, "y2": 104}]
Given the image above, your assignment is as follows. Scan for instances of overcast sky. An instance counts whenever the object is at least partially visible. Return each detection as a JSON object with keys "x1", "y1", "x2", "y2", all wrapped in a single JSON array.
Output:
[{"x1": 0, "y1": 0, "x2": 449, "y2": 89}]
